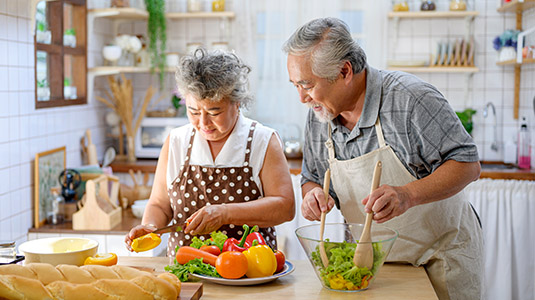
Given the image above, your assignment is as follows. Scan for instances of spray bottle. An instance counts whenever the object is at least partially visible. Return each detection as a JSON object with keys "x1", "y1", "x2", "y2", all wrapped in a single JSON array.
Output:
[{"x1": 517, "y1": 116, "x2": 531, "y2": 169}]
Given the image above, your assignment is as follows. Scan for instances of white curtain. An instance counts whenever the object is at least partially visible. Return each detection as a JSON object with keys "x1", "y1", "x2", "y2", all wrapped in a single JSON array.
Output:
[
  {"x1": 465, "y1": 179, "x2": 535, "y2": 300},
  {"x1": 275, "y1": 175, "x2": 344, "y2": 260},
  {"x1": 233, "y1": 0, "x2": 390, "y2": 138}
]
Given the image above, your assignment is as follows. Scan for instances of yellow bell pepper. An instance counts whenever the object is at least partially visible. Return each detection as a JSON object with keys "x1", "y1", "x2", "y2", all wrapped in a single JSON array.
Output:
[
  {"x1": 242, "y1": 244, "x2": 277, "y2": 278},
  {"x1": 131, "y1": 233, "x2": 161, "y2": 252}
]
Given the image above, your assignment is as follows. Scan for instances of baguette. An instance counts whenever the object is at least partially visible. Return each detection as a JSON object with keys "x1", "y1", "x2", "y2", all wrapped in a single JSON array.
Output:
[{"x1": 0, "y1": 263, "x2": 180, "y2": 300}]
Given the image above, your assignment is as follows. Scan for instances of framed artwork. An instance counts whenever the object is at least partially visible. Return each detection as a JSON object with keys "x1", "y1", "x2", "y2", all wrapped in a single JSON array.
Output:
[{"x1": 34, "y1": 146, "x2": 66, "y2": 228}]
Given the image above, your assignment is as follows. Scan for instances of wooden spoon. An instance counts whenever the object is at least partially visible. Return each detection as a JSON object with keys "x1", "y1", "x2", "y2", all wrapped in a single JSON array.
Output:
[
  {"x1": 353, "y1": 160, "x2": 382, "y2": 269},
  {"x1": 319, "y1": 169, "x2": 331, "y2": 268}
]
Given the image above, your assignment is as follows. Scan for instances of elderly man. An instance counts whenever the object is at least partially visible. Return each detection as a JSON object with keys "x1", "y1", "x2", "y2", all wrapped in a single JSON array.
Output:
[{"x1": 283, "y1": 17, "x2": 483, "y2": 300}]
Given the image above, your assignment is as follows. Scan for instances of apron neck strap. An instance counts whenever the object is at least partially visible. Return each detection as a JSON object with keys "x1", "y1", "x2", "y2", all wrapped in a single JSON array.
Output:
[
  {"x1": 243, "y1": 122, "x2": 257, "y2": 164},
  {"x1": 325, "y1": 122, "x2": 336, "y2": 160},
  {"x1": 375, "y1": 116, "x2": 386, "y2": 148}
]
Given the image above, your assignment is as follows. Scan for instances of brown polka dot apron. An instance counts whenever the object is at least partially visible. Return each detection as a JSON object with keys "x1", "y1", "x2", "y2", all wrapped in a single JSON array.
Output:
[{"x1": 167, "y1": 122, "x2": 277, "y2": 256}]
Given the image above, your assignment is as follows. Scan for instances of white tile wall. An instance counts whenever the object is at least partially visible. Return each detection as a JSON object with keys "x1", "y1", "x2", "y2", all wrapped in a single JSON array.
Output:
[
  {"x1": 1, "y1": 0, "x2": 533, "y2": 251},
  {"x1": 388, "y1": 0, "x2": 535, "y2": 162}
]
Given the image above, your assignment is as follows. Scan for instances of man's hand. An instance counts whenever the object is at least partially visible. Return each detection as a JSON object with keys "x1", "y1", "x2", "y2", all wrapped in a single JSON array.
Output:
[
  {"x1": 301, "y1": 184, "x2": 335, "y2": 221},
  {"x1": 361, "y1": 185, "x2": 413, "y2": 223}
]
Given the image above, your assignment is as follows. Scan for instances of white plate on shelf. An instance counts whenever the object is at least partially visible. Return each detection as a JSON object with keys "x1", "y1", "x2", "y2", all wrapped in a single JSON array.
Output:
[{"x1": 190, "y1": 261, "x2": 295, "y2": 286}]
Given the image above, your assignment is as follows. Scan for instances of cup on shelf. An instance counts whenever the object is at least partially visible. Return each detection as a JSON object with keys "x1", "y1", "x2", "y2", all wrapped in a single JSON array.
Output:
[
  {"x1": 186, "y1": 42, "x2": 203, "y2": 54},
  {"x1": 212, "y1": 42, "x2": 229, "y2": 52},
  {"x1": 166, "y1": 52, "x2": 180, "y2": 67}
]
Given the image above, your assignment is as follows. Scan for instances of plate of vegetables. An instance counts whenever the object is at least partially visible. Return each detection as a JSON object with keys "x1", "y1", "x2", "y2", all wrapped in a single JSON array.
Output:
[
  {"x1": 165, "y1": 225, "x2": 294, "y2": 286},
  {"x1": 190, "y1": 261, "x2": 294, "y2": 286}
]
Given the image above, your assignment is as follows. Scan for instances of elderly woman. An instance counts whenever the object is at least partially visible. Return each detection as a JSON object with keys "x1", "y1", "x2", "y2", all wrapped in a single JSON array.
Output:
[{"x1": 125, "y1": 48, "x2": 295, "y2": 257}]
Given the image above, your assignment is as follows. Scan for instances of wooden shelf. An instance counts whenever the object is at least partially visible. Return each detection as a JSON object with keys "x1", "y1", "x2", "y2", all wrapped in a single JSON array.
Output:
[
  {"x1": 387, "y1": 66, "x2": 479, "y2": 73},
  {"x1": 388, "y1": 11, "x2": 479, "y2": 18},
  {"x1": 497, "y1": 0, "x2": 535, "y2": 13},
  {"x1": 496, "y1": 58, "x2": 535, "y2": 65},
  {"x1": 88, "y1": 66, "x2": 176, "y2": 76},
  {"x1": 88, "y1": 7, "x2": 235, "y2": 20},
  {"x1": 35, "y1": 43, "x2": 62, "y2": 54},
  {"x1": 63, "y1": 46, "x2": 86, "y2": 56}
]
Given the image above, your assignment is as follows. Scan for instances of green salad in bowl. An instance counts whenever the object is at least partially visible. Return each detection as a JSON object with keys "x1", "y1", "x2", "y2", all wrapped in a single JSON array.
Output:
[{"x1": 296, "y1": 223, "x2": 398, "y2": 291}]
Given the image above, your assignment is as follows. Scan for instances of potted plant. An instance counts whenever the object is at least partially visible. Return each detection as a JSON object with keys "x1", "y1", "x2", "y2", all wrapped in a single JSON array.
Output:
[
  {"x1": 144, "y1": 0, "x2": 167, "y2": 89},
  {"x1": 63, "y1": 28, "x2": 76, "y2": 48},
  {"x1": 64, "y1": 78, "x2": 77, "y2": 99},
  {"x1": 37, "y1": 79, "x2": 50, "y2": 101},
  {"x1": 456, "y1": 108, "x2": 477, "y2": 135},
  {"x1": 36, "y1": 21, "x2": 51, "y2": 44}
]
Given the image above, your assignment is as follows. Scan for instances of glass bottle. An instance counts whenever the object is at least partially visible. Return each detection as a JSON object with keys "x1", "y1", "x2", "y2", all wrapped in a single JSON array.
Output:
[
  {"x1": 449, "y1": 0, "x2": 467, "y2": 11},
  {"x1": 518, "y1": 117, "x2": 531, "y2": 169},
  {"x1": 420, "y1": 0, "x2": 436, "y2": 11},
  {"x1": 47, "y1": 187, "x2": 65, "y2": 225},
  {"x1": 393, "y1": 0, "x2": 409, "y2": 12}
]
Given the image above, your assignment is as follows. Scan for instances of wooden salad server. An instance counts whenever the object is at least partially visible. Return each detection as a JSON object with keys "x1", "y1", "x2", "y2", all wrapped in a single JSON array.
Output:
[
  {"x1": 353, "y1": 160, "x2": 382, "y2": 269},
  {"x1": 319, "y1": 169, "x2": 331, "y2": 268}
]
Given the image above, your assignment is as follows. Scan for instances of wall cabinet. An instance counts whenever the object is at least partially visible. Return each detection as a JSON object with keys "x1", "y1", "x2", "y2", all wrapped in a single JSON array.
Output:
[
  {"x1": 495, "y1": 0, "x2": 535, "y2": 120},
  {"x1": 34, "y1": 0, "x2": 87, "y2": 109}
]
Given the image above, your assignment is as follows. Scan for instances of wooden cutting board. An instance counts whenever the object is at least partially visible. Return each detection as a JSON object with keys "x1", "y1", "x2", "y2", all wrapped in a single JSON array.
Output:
[{"x1": 179, "y1": 282, "x2": 203, "y2": 300}]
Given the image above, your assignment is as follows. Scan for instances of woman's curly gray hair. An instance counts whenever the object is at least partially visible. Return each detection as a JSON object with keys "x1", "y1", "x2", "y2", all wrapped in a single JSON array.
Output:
[{"x1": 175, "y1": 48, "x2": 253, "y2": 108}]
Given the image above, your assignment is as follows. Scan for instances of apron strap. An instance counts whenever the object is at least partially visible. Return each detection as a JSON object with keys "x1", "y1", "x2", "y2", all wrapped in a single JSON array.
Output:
[
  {"x1": 375, "y1": 116, "x2": 386, "y2": 148},
  {"x1": 244, "y1": 122, "x2": 257, "y2": 166},
  {"x1": 325, "y1": 122, "x2": 336, "y2": 160},
  {"x1": 171, "y1": 128, "x2": 197, "y2": 184}
]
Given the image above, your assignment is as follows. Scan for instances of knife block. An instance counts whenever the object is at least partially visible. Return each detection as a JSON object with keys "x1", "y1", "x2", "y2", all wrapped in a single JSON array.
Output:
[{"x1": 73, "y1": 174, "x2": 122, "y2": 230}]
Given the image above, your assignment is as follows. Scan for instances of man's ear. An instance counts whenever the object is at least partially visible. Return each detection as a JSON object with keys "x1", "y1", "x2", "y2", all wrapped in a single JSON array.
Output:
[{"x1": 340, "y1": 61, "x2": 353, "y2": 80}]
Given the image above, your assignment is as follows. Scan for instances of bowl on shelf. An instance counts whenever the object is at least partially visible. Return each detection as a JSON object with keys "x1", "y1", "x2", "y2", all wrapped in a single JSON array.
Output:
[
  {"x1": 131, "y1": 199, "x2": 149, "y2": 219},
  {"x1": 18, "y1": 237, "x2": 98, "y2": 266},
  {"x1": 295, "y1": 223, "x2": 398, "y2": 292}
]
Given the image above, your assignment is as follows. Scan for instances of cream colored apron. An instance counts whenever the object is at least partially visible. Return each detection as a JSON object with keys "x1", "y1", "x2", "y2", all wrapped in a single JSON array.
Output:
[{"x1": 326, "y1": 117, "x2": 483, "y2": 300}]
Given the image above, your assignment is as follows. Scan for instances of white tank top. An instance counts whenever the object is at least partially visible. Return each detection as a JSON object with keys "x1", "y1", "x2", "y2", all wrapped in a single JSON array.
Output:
[{"x1": 166, "y1": 114, "x2": 278, "y2": 196}]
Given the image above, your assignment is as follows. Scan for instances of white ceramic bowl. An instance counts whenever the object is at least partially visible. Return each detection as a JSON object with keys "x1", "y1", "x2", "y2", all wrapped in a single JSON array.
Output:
[
  {"x1": 131, "y1": 199, "x2": 149, "y2": 219},
  {"x1": 102, "y1": 45, "x2": 122, "y2": 62},
  {"x1": 18, "y1": 237, "x2": 98, "y2": 266}
]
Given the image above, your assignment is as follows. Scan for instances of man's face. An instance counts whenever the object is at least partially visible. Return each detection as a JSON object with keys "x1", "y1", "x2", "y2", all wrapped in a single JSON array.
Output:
[{"x1": 287, "y1": 54, "x2": 339, "y2": 122}]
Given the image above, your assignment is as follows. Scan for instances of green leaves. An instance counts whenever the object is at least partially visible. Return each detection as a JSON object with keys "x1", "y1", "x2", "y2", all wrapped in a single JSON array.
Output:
[
  {"x1": 456, "y1": 108, "x2": 477, "y2": 135},
  {"x1": 165, "y1": 258, "x2": 221, "y2": 282},
  {"x1": 144, "y1": 0, "x2": 167, "y2": 90}
]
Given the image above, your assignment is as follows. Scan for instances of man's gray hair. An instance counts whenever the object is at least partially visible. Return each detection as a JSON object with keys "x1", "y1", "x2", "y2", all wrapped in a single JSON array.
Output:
[
  {"x1": 282, "y1": 17, "x2": 367, "y2": 81},
  {"x1": 175, "y1": 48, "x2": 253, "y2": 108}
]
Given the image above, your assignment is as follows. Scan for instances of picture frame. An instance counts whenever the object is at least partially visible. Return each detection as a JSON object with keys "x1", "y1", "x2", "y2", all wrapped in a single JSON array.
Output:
[{"x1": 34, "y1": 146, "x2": 66, "y2": 228}]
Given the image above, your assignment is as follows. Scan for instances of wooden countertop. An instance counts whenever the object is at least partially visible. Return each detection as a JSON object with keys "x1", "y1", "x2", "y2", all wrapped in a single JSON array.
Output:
[
  {"x1": 111, "y1": 158, "x2": 535, "y2": 180},
  {"x1": 28, "y1": 209, "x2": 141, "y2": 235},
  {"x1": 118, "y1": 256, "x2": 438, "y2": 300}
]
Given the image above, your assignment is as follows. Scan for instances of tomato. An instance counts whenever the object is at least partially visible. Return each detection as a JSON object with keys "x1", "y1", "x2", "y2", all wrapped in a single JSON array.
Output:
[
  {"x1": 215, "y1": 251, "x2": 248, "y2": 279},
  {"x1": 274, "y1": 250, "x2": 286, "y2": 273},
  {"x1": 84, "y1": 253, "x2": 118, "y2": 266},
  {"x1": 200, "y1": 245, "x2": 221, "y2": 256}
]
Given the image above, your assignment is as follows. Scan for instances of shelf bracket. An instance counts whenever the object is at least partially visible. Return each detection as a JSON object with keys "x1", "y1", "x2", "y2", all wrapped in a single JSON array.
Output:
[
  {"x1": 392, "y1": 16, "x2": 400, "y2": 60},
  {"x1": 87, "y1": 69, "x2": 120, "y2": 105},
  {"x1": 464, "y1": 72, "x2": 475, "y2": 108},
  {"x1": 464, "y1": 15, "x2": 475, "y2": 41}
]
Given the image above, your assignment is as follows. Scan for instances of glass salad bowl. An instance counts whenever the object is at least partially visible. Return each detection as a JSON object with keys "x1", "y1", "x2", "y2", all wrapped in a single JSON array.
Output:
[{"x1": 295, "y1": 223, "x2": 398, "y2": 292}]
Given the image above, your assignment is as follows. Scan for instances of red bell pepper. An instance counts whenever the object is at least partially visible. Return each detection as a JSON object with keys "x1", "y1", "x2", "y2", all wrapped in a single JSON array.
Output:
[
  {"x1": 245, "y1": 225, "x2": 267, "y2": 247},
  {"x1": 222, "y1": 225, "x2": 251, "y2": 252}
]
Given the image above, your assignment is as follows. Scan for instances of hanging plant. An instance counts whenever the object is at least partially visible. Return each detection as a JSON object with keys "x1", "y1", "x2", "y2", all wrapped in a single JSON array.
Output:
[{"x1": 144, "y1": 0, "x2": 167, "y2": 89}]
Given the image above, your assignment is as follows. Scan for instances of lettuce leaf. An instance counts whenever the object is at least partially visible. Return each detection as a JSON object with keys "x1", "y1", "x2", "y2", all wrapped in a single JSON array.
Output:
[
  {"x1": 310, "y1": 240, "x2": 386, "y2": 289},
  {"x1": 165, "y1": 258, "x2": 221, "y2": 282}
]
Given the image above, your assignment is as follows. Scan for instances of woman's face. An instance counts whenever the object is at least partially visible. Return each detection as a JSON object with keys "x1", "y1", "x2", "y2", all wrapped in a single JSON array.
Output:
[{"x1": 185, "y1": 95, "x2": 240, "y2": 142}]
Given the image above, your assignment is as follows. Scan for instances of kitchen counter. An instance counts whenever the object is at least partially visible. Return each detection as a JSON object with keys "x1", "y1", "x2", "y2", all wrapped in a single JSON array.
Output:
[
  {"x1": 111, "y1": 158, "x2": 535, "y2": 180},
  {"x1": 118, "y1": 256, "x2": 438, "y2": 300},
  {"x1": 28, "y1": 208, "x2": 139, "y2": 235}
]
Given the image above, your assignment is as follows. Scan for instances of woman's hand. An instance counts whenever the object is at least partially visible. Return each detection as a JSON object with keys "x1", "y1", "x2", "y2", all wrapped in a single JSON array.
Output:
[
  {"x1": 185, "y1": 204, "x2": 228, "y2": 235},
  {"x1": 124, "y1": 224, "x2": 157, "y2": 252},
  {"x1": 301, "y1": 185, "x2": 335, "y2": 221}
]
